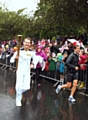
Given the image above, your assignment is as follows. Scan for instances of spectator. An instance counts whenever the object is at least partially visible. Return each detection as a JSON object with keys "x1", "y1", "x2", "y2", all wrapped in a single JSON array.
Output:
[
  {"x1": 35, "y1": 45, "x2": 47, "y2": 87},
  {"x1": 78, "y1": 49, "x2": 87, "y2": 88}
]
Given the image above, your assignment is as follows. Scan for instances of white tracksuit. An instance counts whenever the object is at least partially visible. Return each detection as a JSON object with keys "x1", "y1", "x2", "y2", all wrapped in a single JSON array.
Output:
[
  {"x1": 10, "y1": 49, "x2": 45, "y2": 106},
  {"x1": 11, "y1": 50, "x2": 36, "y2": 106}
]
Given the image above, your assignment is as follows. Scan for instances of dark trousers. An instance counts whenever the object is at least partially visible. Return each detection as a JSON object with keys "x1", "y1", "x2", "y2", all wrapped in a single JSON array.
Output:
[
  {"x1": 35, "y1": 68, "x2": 42, "y2": 84},
  {"x1": 48, "y1": 70, "x2": 56, "y2": 78},
  {"x1": 56, "y1": 70, "x2": 60, "y2": 80},
  {"x1": 79, "y1": 70, "x2": 86, "y2": 82}
]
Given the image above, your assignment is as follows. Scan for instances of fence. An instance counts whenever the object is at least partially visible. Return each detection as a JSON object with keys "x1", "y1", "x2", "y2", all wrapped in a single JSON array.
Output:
[
  {"x1": 0, "y1": 52, "x2": 87, "y2": 88},
  {"x1": 0, "y1": 53, "x2": 16, "y2": 71}
]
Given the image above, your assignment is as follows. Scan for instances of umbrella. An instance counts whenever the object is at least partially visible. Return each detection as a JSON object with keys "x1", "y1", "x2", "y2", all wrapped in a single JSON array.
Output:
[
  {"x1": 68, "y1": 39, "x2": 85, "y2": 49},
  {"x1": 68, "y1": 39, "x2": 77, "y2": 43}
]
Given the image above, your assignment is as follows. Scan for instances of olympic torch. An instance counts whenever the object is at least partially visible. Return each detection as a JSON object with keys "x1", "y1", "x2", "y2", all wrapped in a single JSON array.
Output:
[{"x1": 16, "y1": 35, "x2": 22, "y2": 70}]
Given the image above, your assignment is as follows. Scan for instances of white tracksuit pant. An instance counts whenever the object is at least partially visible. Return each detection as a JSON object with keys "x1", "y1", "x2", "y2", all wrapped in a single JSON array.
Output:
[
  {"x1": 11, "y1": 50, "x2": 36, "y2": 106},
  {"x1": 15, "y1": 69, "x2": 31, "y2": 106}
]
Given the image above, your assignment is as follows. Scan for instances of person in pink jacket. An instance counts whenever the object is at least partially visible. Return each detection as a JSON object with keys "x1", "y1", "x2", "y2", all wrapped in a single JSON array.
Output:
[
  {"x1": 78, "y1": 49, "x2": 87, "y2": 88},
  {"x1": 35, "y1": 45, "x2": 47, "y2": 87}
]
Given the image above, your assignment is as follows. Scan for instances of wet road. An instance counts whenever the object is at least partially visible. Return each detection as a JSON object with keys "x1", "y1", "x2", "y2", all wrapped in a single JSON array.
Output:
[{"x1": 0, "y1": 68, "x2": 88, "y2": 120}]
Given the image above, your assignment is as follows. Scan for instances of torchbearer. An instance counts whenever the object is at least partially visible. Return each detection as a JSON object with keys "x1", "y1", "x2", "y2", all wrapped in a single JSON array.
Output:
[
  {"x1": 10, "y1": 36, "x2": 37, "y2": 107},
  {"x1": 16, "y1": 35, "x2": 22, "y2": 70}
]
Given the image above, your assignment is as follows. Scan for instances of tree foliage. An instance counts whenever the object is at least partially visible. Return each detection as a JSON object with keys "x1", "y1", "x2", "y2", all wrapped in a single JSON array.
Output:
[
  {"x1": 34, "y1": 0, "x2": 88, "y2": 38},
  {"x1": 0, "y1": 0, "x2": 88, "y2": 40},
  {"x1": 0, "y1": 5, "x2": 31, "y2": 40}
]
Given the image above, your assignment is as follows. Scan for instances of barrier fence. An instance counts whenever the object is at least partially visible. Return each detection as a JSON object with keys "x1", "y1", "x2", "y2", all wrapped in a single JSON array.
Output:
[
  {"x1": 0, "y1": 53, "x2": 87, "y2": 88},
  {"x1": 0, "y1": 53, "x2": 16, "y2": 70}
]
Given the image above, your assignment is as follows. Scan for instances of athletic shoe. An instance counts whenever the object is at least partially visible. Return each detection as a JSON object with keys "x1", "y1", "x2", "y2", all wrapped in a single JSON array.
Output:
[
  {"x1": 68, "y1": 96, "x2": 76, "y2": 102},
  {"x1": 55, "y1": 84, "x2": 61, "y2": 94}
]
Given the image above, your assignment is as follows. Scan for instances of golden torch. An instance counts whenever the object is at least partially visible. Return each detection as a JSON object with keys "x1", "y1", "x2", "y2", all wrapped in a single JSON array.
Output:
[{"x1": 16, "y1": 35, "x2": 22, "y2": 70}]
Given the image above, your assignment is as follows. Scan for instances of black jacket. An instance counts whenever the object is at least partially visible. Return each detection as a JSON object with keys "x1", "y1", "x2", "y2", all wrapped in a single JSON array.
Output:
[{"x1": 66, "y1": 52, "x2": 79, "y2": 74}]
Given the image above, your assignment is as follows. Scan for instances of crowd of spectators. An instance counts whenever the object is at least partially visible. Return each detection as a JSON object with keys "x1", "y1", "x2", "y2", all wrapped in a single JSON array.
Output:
[{"x1": 0, "y1": 35, "x2": 88, "y2": 94}]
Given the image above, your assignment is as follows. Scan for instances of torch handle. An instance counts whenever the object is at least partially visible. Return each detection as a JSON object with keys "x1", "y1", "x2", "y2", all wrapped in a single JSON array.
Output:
[{"x1": 16, "y1": 35, "x2": 22, "y2": 70}]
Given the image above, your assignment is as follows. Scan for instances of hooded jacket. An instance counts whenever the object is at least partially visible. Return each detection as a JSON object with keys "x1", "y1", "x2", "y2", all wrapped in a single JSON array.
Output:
[{"x1": 36, "y1": 45, "x2": 47, "y2": 68}]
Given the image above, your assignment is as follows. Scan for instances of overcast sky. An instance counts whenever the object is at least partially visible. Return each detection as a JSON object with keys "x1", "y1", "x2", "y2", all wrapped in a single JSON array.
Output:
[{"x1": 0, "y1": 0, "x2": 40, "y2": 15}]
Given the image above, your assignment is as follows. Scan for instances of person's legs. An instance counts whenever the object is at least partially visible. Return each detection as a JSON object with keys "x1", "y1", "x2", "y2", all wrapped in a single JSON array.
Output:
[
  {"x1": 60, "y1": 74, "x2": 64, "y2": 85},
  {"x1": 16, "y1": 88, "x2": 23, "y2": 107},
  {"x1": 56, "y1": 72, "x2": 78, "y2": 102},
  {"x1": 56, "y1": 70, "x2": 60, "y2": 80},
  {"x1": 68, "y1": 72, "x2": 78, "y2": 102},
  {"x1": 61, "y1": 82, "x2": 72, "y2": 89},
  {"x1": 35, "y1": 68, "x2": 42, "y2": 86},
  {"x1": 21, "y1": 71, "x2": 31, "y2": 105},
  {"x1": 15, "y1": 71, "x2": 24, "y2": 107},
  {"x1": 70, "y1": 80, "x2": 78, "y2": 96},
  {"x1": 79, "y1": 70, "x2": 85, "y2": 88},
  {"x1": 21, "y1": 90, "x2": 29, "y2": 105},
  {"x1": 50, "y1": 70, "x2": 56, "y2": 79},
  {"x1": 56, "y1": 73, "x2": 72, "y2": 94},
  {"x1": 68, "y1": 79, "x2": 78, "y2": 102}
]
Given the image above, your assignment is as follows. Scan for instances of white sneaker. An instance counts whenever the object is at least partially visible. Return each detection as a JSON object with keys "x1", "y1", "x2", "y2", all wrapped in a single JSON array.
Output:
[
  {"x1": 56, "y1": 84, "x2": 61, "y2": 94},
  {"x1": 68, "y1": 96, "x2": 76, "y2": 102},
  {"x1": 16, "y1": 102, "x2": 22, "y2": 107}
]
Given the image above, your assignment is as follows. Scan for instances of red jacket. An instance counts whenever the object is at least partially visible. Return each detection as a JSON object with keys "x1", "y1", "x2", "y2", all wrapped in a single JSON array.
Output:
[{"x1": 79, "y1": 54, "x2": 87, "y2": 70}]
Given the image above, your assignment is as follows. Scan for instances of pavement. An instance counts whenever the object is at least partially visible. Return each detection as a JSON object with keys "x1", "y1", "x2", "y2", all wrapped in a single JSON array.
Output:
[{"x1": 0, "y1": 68, "x2": 88, "y2": 120}]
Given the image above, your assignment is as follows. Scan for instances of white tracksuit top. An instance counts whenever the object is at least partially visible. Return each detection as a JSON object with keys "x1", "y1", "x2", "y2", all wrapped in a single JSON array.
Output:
[{"x1": 10, "y1": 49, "x2": 45, "y2": 91}]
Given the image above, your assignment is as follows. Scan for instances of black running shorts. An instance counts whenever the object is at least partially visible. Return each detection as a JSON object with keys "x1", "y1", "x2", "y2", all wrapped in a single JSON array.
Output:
[{"x1": 67, "y1": 72, "x2": 78, "y2": 82}]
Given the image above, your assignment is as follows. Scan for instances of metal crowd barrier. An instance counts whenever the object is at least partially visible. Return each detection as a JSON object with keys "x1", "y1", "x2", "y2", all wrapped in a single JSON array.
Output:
[
  {"x1": 0, "y1": 53, "x2": 87, "y2": 88},
  {"x1": 0, "y1": 53, "x2": 16, "y2": 72},
  {"x1": 0, "y1": 53, "x2": 65, "y2": 87}
]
